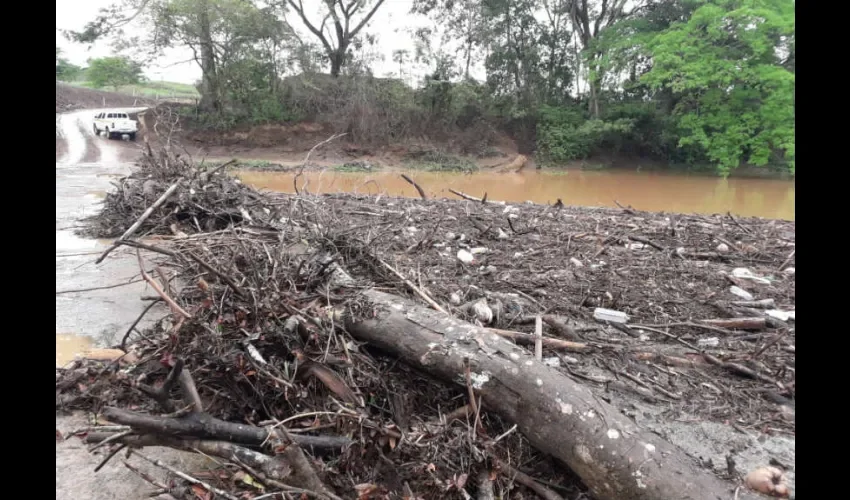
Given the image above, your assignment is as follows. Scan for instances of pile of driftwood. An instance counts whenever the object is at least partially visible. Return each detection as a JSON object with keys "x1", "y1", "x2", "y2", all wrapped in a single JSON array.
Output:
[{"x1": 57, "y1": 146, "x2": 794, "y2": 500}]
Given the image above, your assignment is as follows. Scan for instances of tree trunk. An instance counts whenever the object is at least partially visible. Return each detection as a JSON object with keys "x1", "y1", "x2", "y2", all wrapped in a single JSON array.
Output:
[
  {"x1": 464, "y1": 42, "x2": 472, "y2": 80},
  {"x1": 329, "y1": 46, "x2": 347, "y2": 77},
  {"x1": 344, "y1": 290, "x2": 759, "y2": 500},
  {"x1": 589, "y1": 81, "x2": 600, "y2": 118},
  {"x1": 197, "y1": 0, "x2": 220, "y2": 112}
]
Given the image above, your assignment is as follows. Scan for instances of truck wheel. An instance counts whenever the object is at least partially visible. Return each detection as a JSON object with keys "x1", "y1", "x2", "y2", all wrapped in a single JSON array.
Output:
[
  {"x1": 105, "y1": 128, "x2": 112, "y2": 140},
  {"x1": 93, "y1": 124, "x2": 98, "y2": 135},
  {"x1": 129, "y1": 133, "x2": 136, "y2": 141}
]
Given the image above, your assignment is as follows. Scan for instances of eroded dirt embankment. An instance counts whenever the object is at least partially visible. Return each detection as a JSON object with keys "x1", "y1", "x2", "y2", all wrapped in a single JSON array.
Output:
[{"x1": 55, "y1": 81, "x2": 161, "y2": 113}]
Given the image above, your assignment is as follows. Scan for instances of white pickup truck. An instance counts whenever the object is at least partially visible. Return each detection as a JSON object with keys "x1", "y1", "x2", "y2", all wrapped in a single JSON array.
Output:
[{"x1": 93, "y1": 111, "x2": 138, "y2": 140}]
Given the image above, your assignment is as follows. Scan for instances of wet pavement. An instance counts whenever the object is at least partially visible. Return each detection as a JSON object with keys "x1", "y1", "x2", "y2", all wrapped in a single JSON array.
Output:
[
  {"x1": 55, "y1": 108, "x2": 167, "y2": 359},
  {"x1": 56, "y1": 108, "x2": 202, "y2": 500}
]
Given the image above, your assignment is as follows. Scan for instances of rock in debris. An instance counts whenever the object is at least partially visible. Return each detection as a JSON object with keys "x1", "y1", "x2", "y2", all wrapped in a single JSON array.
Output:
[
  {"x1": 729, "y1": 286, "x2": 754, "y2": 301},
  {"x1": 744, "y1": 466, "x2": 790, "y2": 498}
]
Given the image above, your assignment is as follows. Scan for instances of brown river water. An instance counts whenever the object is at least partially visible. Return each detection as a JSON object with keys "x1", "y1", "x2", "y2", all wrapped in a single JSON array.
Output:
[{"x1": 238, "y1": 169, "x2": 795, "y2": 220}]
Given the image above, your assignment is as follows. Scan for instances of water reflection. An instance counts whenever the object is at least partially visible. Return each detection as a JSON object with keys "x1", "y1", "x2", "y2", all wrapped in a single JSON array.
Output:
[{"x1": 238, "y1": 169, "x2": 795, "y2": 220}]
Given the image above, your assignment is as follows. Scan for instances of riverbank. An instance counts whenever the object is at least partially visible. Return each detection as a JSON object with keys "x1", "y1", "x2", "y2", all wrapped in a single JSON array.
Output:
[
  {"x1": 57, "y1": 146, "x2": 795, "y2": 499},
  {"x1": 141, "y1": 99, "x2": 793, "y2": 182}
]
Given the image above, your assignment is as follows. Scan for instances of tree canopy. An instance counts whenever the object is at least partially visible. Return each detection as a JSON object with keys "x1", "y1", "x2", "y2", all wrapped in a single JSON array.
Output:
[
  {"x1": 64, "y1": 0, "x2": 795, "y2": 174},
  {"x1": 87, "y1": 56, "x2": 144, "y2": 88}
]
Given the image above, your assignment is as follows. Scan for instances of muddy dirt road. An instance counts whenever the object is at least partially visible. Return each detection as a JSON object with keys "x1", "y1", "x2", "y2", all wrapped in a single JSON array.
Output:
[
  {"x1": 56, "y1": 109, "x2": 212, "y2": 500},
  {"x1": 56, "y1": 108, "x2": 156, "y2": 344}
]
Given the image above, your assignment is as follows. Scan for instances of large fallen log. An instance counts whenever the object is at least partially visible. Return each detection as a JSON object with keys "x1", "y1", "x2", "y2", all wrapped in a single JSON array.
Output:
[{"x1": 345, "y1": 290, "x2": 758, "y2": 500}]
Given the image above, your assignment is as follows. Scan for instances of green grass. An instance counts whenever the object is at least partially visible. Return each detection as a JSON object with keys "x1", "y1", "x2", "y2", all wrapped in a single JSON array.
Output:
[
  {"x1": 70, "y1": 80, "x2": 200, "y2": 99},
  {"x1": 200, "y1": 159, "x2": 272, "y2": 171},
  {"x1": 403, "y1": 150, "x2": 478, "y2": 173},
  {"x1": 333, "y1": 161, "x2": 375, "y2": 172}
]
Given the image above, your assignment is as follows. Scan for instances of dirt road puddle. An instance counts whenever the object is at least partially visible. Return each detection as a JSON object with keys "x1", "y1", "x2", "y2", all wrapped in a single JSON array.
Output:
[{"x1": 56, "y1": 333, "x2": 94, "y2": 368}]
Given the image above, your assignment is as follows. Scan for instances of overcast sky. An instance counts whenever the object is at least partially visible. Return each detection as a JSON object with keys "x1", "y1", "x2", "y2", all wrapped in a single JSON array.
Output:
[{"x1": 55, "y1": 0, "x2": 461, "y2": 85}]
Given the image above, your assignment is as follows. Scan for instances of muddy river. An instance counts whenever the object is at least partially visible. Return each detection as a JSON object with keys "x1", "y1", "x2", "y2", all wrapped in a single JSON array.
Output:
[{"x1": 238, "y1": 169, "x2": 796, "y2": 221}]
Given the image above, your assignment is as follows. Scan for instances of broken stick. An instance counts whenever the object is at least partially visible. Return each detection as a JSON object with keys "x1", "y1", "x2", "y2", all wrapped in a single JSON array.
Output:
[
  {"x1": 96, "y1": 180, "x2": 182, "y2": 264},
  {"x1": 400, "y1": 173, "x2": 427, "y2": 200}
]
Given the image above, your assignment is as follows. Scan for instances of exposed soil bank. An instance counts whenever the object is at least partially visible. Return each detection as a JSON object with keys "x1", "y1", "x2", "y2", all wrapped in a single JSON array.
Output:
[{"x1": 143, "y1": 104, "x2": 792, "y2": 182}]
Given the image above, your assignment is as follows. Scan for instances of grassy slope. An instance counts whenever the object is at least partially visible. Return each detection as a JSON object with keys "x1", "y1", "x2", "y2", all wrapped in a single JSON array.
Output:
[{"x1": 68, "y1": 80, "x2": 200, "y2": 99}]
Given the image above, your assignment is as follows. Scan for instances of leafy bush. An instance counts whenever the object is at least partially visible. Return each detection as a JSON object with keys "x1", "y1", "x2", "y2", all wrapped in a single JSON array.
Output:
[
  {"x1": 403, "y1": 150, "x2": 477, "y2": 172},
  {"x1": 537, "y1": 105, "x2": 634, "y2": 162}
]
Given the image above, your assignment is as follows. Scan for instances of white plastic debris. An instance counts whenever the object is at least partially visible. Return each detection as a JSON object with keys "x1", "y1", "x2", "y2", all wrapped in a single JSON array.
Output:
[
  {"x1": 239, "y1": 206, "x2": 254, "y2": 223},
  {"x1": 513, "y1": 252, "x2": 524, "y2": 259},
  {"x1": 731, "y1": 267, "x2": 771, "y2": 285},
  {"x1": 676, "y1": 247, "x2": 686, "y2": 255},
  {"x1": 729, "y1": 286, "x2": 754, "y2": 301},
  {"x1": 782, "y1": 267, "x2": 795, "y2": 276},
  {"x1": 449, "y1": 292, "x2": 462, "y2": 306},
  {"x1": 446, "y1": 232, "x2": 456, "y2": 240},
  {"x1": 498, "y1": 228, "x2": 510, "y2": 239},
  {"x1": 716, "y1": 243, "x2": 730, "y2": 253},
  {"x1": 245, "y1": 344, "x2": 267, "y2": 365},
  {"x1": 457, "y1": 249, "x2": 475, "y2": 264},
  {"x1": 406, "y1": 226, "x2": 418, "y2": 233},
  {"x1": 593, "y1": 308, "x2": 629, "y2": 324},
  {"x1": 480, "y1": 265, "x2": 497, "y2": 275},
  {"x1": 697, "y1": 337, "x2": 720, "y2": 348},
  {"x1": 626, "y1": 243, "x2": 646, "y2": 250},
  {"x1": 569, "y1": 257, "x2": 584, "y2": 268},
  {"x1": 766, "y1": 310, "x2": 795, "y2": 322},
  {"x1": 543, "y1": 357, "x2": 561, "y2": 368},
  {"x1": 470, "y1": 247, "x2": 489, "y2": 254}
]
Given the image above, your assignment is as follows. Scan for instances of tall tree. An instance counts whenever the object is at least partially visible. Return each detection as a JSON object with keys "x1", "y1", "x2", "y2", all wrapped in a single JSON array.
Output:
[
  {"x1": 87, "y1": 56, "x2": 144, "y2": 88},
  {"x1": 481, "y1": 0, "x2": 543, "y2": 107},
  {"x1": 640, "y1": 0, "x2": 795, "y2": 174},
  {"x1": 285, "y1": 0, "x2": 387, "y2": 77},
  {"x1": 567, "y1": 0, "x2": 640, "y2": 117},
  {"x1": 69, "y1": 0, "x2": 290, "y2": 112},
  {"x1": 412, "y1": 0, "x2": 486, "y2": 80},
  {"x1": 539, "y1": 0, "x2": 574, "y2": 104}
]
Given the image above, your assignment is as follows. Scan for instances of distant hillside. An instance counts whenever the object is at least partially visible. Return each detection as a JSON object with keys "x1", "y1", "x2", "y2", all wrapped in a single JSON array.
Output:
[
  {"x1": 56, "y1": 81, "x2": 197, "y2": 113},
  {"x1": 69, "y1": 80, "x2": 200, "y2": 100}
]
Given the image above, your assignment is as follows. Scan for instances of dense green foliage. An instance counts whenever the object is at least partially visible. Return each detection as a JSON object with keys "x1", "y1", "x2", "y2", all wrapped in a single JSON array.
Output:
[
  {"x1": 642, "y1": 0, "x2": 795, "y2": 174},
  {"x1": 86, "y1": 56, "x2": 144, "y2": 89},
  {"x1": 68, "y1": 0, "x2": 794, "y2": 175},
  {"x1": 56, "y1": 47, "x2": 84, "y2": 82}
]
